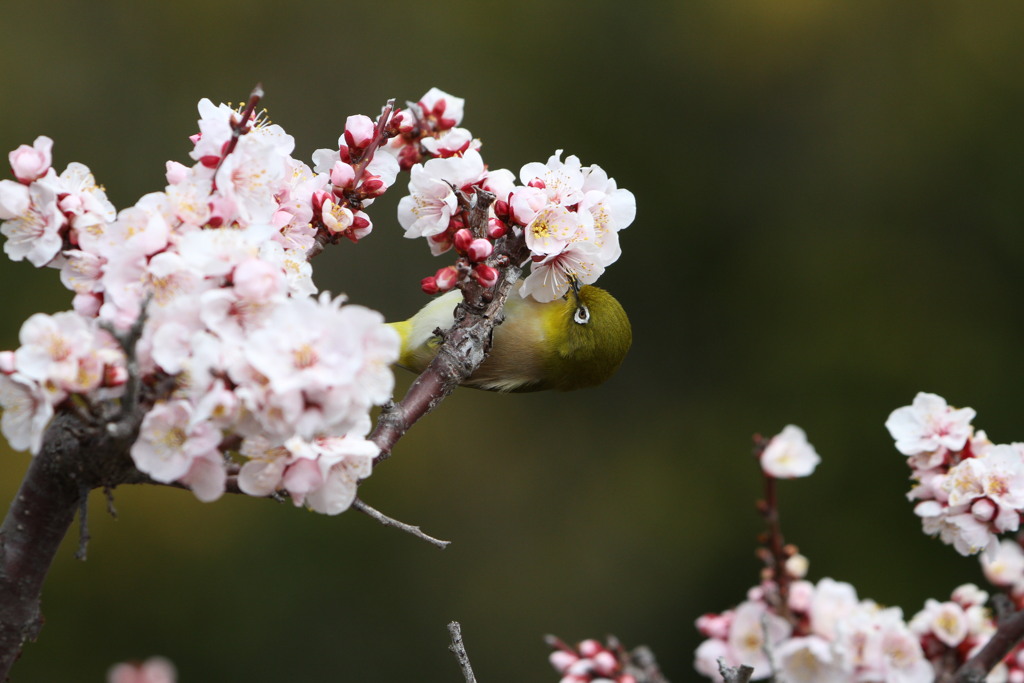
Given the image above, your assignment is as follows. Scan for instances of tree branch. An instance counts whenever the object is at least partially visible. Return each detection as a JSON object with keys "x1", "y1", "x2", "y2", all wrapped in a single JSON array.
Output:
[
  {"x1": 447, "y1": 621, "x2": 478, "y2": 683},
  {"x1": 0, "y1": 409, "x2": 141, "y2": 678},
  {"x1": 372, "y1": 207, "x2": 530, "y2": 465},
  {"x1": 955, "y1": 606, "x2": 1024, "y2": 682},
  {"x1": 351, "y1": 498, "x2": 450, "y2": 549}
]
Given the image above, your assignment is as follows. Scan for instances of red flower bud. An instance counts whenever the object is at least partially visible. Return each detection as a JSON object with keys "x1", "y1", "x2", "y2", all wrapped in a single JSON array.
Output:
[
  {"x1": 453, "y1": 228, "x2": 473, "y2": 253},
  {"x1": 420, "y1": 276, "x2": 439, "y2": 295},
  {"x1": 435, "y1": 266, "x2": 459, "y2": 291},
  {"x1": 486, "y1": 218, "x2": 507, "y2": 239},
  {"x1": 467, "y1": 238, "x2": 492, "y2": 262},
  {"x1": 361, "y1": 176, "x2": 386, "y2": 197},
  {"x1": 493, "y1": 200, "x2": 510, "y2": 221},
  {"x1": 472, "y1": 264, "x2": 498, "y2": 287}
]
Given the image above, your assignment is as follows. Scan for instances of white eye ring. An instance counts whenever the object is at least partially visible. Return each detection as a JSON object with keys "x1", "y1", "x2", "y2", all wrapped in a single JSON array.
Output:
[{"x1": 574, "y1": 304, "x2": 590, "y2": 325}]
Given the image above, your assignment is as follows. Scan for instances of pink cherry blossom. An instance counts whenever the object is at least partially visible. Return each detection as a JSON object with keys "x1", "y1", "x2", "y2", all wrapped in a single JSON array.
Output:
[
  {"x1": 886, "y1": 392, "x2": 976, "y2": 457},
  {"x1": 0, "y1": 373, "x2": 54, "y2": 454},
  {"x1": 9, "y1": 135, "x2": 53, "y2": 183},
  {"x1": 131, "y1": 400, "x2": 222, "y2": 484},
  {"x1": 760, "y1": 425, "x2": 821, "y2": 478}
]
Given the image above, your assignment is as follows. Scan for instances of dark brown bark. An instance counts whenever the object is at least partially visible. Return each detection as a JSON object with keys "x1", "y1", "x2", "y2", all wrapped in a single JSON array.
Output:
[{"x1": 0, "y1": 410, "x2": 141, "y2": 679}]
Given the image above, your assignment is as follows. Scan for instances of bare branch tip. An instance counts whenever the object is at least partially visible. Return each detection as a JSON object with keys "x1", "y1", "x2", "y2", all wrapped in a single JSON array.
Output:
[{"x1": 351, "y1": 498, "x2": 451, "y2": 549}]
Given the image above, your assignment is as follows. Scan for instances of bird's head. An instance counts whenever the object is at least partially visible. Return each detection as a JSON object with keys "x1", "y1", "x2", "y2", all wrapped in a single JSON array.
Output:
[{"x1": 541, "y1": 281, "x2": 632, "y2": 391}]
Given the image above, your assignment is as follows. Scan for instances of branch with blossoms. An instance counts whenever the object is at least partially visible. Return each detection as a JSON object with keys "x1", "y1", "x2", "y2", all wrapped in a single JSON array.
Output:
[
  {"x1": 0, "y1": 86, "x2": 635, "y2": 677},
  {"x1": 689, "y1": 398, "x2": 1024, "y2": 683}
]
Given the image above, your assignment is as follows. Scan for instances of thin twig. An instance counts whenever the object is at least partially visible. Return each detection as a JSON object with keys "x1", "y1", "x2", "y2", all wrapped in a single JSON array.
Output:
[
  {"x1": 351, "y1": 498, "x2": 450, "y2": 549},
  {"x1": 755, "y1": 436, "x2": 792, "y2": 623},
  {"x1": 212, "y1": 83, "x2": 264, "y2": 187},
  {"x1": 447, "y1": 621, "x2": 477, "y2": 683}
]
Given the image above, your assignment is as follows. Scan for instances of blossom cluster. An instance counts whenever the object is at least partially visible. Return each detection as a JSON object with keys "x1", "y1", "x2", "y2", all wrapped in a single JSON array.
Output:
[
  {"x1": 692, "y1": 420, "x2": 1024, "y2": 682},
  {"x1": 886, "y1": 392, "x2": 1024, "y2": 556},
  {"x1": 0, "y1": 94, "x2": 404, "y2": 512},
  {"x1": 395, "y1": 89, "x2": 636, "y2": 303},
  {"x1": 547, "y1": 637, "x2": 639, "y2": 683},
  {"x1": 695, "y1": 575, "x2": 1002, "y2": 683}
]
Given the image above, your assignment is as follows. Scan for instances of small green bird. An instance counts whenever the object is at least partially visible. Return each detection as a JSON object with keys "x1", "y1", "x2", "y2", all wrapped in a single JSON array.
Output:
[{"x1": 389, "y1": 284, "x2": 632, "y2": 392}]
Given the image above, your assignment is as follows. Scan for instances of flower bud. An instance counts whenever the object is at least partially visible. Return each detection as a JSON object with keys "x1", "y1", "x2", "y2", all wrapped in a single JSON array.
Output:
[
  {"x1": 435, "y1": 266, "x2": 459, "y2": 291},
  {"x1": 421, "y1": 276, "x2": 439, "y2": 295},
  {"x1": 104, "y1": 364, "x2": 128, "y2": 387},
  {"x1": 493, "y1": 200, "x2": 510, "y2": 221},
  {"x1": 548, "y1": 651, "x2": 578, "y2": 673},
  {"x1": 578, "y1": 640, "x2": 603, "y2": 658},
  {"x1": 72, "y1": 292, "x2": 102, "y2": 318},
  {"x1": 472, "y1": 264, "x2": 498, "y2": 288},
  {"x1": 343, "y1": 114, "x2": 375, "y2": 150},
  {"x1": 165, "y1": 160, "x2": 189, "y2": 185},
  {"x1": 331, "y1": 161, "x2": 356, "y2": 189},
  {"x1": 592, "y1": 650, "x2": 618, "y2": 675},
  {"x1": 466, "y1": 238, "x2": 492, "y2": 263},
  {"x1": 971, "y1": 497, "x2": 997, "y2": 523},
  {"x1": 361, "y1": 176, "x2": 386, "y2": 197},
  {"x1": 9, "y1": 136, "x2": 52, "y2": 184},
  {"x1": 487, "y1": 218, "x2": 507, "y2": 239},
  {"x1": 453, "y1": 228, "x2": 473, "y2": 253},
  {"x1": 785, "y1": 553, "x2": 809, "y2": 579},
  {"x1": 0, "y1": 351, "x2": 16, "y2": 374}
]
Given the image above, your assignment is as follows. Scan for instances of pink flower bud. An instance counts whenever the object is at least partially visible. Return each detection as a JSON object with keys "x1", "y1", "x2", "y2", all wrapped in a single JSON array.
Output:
[
  {"x1": 472, "y1": 264, "x2": 498, "y2": 288},
  {"x1": 487, "y1": 218, "x2": 507, "y2": 239},
  {"x1": 578, "y1": 640, "x2": 603, "y2": 658},
  {"x1": 592, "y1": 650, "x2": 618, "y2": 675},
  {"x1": 435, "y1": 266, "x2": 459, "y2": 291},
  {"x1": 421, "y1": 276, "x2": 439, "y2": 295},
  {"x1": 0, "y1": 351, "x2": 16, "y2": 374},
  {"x1": 548, "y1": 651, "x2": 578, "y2": 673},
  {"x1": 619, "y1": 675, "x2": 638, "y2": 683},
  {"x1": 311, "y1": 190, "x2": 330, "y2": 214},
  {"x1": 971, "y1": 497, "x2": 998, "y2": 522},
  {"x1": 104, "y1": 364, "x2": 128, "y2": 387},
  {"x1": 72, "y1": 292, "x2": 102, "y2": 318},
  {"x1": 453, "y1": 228, "x2": 473, "y2": 253},
  {"x1": 467, "y1": 238, "x2": 492, "y2": 263},
  {"x1": 165, "y1": 160, "x2": 189, "y2": 185},
  {"x1": 344, "y1": 114, "x2": 376, "y2": 150},
  {"x1": 9, "y1": 136, "x2": 53, "y2": 184},
  {"x1": 199, "y1": 155, "x2": 220, "y2": 169},
  {"x1": 331, "y1": 161, "x2": 356, "y2": 189}
]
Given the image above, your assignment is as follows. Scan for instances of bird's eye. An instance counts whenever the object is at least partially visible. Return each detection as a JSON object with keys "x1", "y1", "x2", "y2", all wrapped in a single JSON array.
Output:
[{"x1": 574, "y1": 304, "x2": 590, "y2": 325}]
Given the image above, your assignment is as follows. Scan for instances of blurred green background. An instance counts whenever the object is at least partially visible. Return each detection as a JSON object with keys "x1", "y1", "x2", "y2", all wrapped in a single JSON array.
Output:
[{"x1": 3, "y1": 1, "x2": 1024, "y2": 680}]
